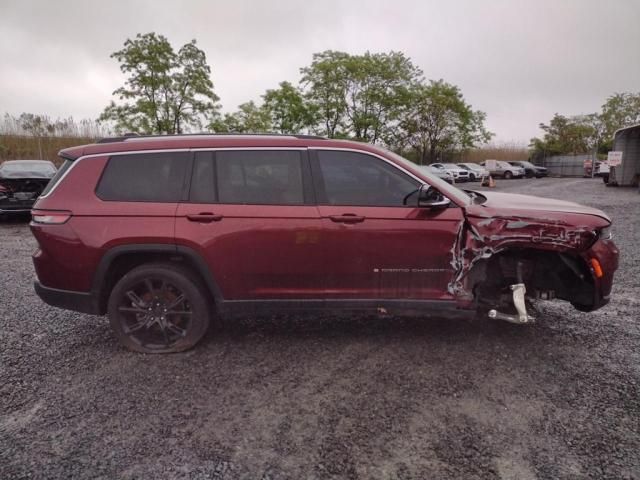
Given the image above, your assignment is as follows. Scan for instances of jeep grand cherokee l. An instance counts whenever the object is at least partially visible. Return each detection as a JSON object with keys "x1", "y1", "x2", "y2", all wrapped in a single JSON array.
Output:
[{"x1": 30, "y1": 134, "x2": 619, "y2": 353}]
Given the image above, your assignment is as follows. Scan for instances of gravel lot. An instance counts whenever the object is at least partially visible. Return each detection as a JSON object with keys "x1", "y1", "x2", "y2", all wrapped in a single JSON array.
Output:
[{"x1": 1, "y1": 177, "x2": 639, "y2": 479}]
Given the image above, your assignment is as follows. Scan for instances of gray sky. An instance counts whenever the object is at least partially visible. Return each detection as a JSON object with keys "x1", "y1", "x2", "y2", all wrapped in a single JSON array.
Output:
[{"x1": 1, "y1": 0, "x2": 638, "y2": 144}]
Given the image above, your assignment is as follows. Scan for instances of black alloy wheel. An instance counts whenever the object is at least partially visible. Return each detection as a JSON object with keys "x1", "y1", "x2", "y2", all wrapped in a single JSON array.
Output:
[{"x1": 107, "y1": 263, "x2": 211, "y2": 353}]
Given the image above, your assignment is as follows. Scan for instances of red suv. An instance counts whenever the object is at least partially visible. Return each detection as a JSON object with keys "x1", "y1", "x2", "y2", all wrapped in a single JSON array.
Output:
[{"x1": 31, "y1": 134, "x2": 619, "y2": 353}]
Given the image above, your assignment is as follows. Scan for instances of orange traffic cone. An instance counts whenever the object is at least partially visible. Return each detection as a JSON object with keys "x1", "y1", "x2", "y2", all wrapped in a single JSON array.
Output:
[{"x1": 482, "y1": 175, "x2": 496, "y2": 187}]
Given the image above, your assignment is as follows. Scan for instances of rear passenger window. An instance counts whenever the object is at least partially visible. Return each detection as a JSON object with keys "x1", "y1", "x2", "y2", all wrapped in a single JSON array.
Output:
[
  {"x1": 215, "y1": 151, "x2": 304, "y2": 205},
  {"x1": 96, "y1": 153, "x2": 189, "y2": 202}
]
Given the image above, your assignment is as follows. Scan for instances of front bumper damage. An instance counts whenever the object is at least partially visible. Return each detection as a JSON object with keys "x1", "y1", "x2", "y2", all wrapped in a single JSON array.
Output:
[{"x1": 448, "y1": 211, "x2": 619, "y2": 320}]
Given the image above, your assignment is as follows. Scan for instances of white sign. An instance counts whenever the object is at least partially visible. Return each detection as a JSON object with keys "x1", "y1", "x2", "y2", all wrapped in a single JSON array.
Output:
[
  {"x1": 484, "y1": 159, "x2": 498, "y2": 170},
  {"x1": 607, "y1": 151, "x2": 623, "y2": 167}
]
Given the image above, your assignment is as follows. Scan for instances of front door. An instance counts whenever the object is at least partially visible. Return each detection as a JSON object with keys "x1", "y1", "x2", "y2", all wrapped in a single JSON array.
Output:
[
  {"x1": 175, "y1": 149, "x2": 325, "y2": 300},
  {"x1": 312, "y1": 149, "x2": 463, "y2": 300}
]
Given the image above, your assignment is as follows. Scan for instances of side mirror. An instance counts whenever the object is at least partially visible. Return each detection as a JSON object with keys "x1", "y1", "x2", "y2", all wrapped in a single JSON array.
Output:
[{"x1": 418, "y1": 185, "x2": 451, "y2": 208}]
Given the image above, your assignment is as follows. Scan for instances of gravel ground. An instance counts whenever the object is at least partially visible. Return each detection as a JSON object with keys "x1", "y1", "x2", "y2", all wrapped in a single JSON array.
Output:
[{"x1": 1, "y1": 177, "x2": 639, "y2": 480}]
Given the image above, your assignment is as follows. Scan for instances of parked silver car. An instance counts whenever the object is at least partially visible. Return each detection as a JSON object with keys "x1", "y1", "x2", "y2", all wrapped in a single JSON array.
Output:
[
  {"x1": 430, "y1": 163, "x2": 470, "y2": 182},
  {"x1": 456, "y1": 163, "x2": 490, "y2": 182},
  {"x1": 421, "y1": 165, "x2": 454, "y2": 183},
  {"x1": 480, "y1": 160, "x2": 525, "y2": 179}
]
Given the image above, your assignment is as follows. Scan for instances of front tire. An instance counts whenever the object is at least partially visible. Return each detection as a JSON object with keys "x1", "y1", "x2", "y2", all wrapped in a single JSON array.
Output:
[
  {"x1": 107, "y1": 263, "x2": 211, "y2": 353},
  {"x1": 504, "y1": 171, "x2": 513, "y2": 179},
  {"x1": 469, "y1": 173, "x2": 476, "y2": 181}
]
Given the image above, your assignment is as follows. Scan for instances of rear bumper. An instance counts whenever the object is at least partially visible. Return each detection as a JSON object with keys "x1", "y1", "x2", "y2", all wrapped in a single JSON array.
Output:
[
  {"x1": 0, "y1": 206, "x2": 32, "y2": 213},
  {"x1": 34, "y1": 281, "x2": 101, "y2": 315}
]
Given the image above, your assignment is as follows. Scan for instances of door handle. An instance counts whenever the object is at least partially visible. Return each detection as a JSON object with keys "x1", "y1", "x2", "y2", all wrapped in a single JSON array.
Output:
[
  {"x1": 186, "y1": 213, "x2": 223, "y2": 223},
  {"x1": 329, "y1": 214, "x2": 365, "y2": 224}
]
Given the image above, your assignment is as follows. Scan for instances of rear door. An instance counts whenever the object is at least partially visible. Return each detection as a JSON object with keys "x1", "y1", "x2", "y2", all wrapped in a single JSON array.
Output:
[
  {"x1": 175, "y1": 149, "x2": 325, "y2": 300},
  {"x1": 312, "y1": 149, "x2": 463, "y2": 300}
]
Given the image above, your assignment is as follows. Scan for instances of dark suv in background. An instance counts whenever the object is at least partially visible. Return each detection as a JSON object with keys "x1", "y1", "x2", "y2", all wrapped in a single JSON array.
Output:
[
  {"x1": 508, "y1": 160, "x2": 548, "y2": 178},
  {"x1": 31, "y1": 134, "x2": 618, "y2": 353}
]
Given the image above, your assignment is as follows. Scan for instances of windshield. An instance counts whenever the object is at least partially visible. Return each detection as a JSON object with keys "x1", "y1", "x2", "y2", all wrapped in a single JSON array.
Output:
[
  {"x1": 380, "y1": 148, "x2": 473, "y2": 204},
  {"x1": 463, "y1": 163, "x2": 484, "y2": 170},
  {"x1": 39, "y1": 160, "x2": 71, "y2": 196},
  {"x1": 442, "y1": 163, "x2": 459, "y2": 169},
  {"x1": 517, "y1": 161, "x2": 535, "y2": 168}
]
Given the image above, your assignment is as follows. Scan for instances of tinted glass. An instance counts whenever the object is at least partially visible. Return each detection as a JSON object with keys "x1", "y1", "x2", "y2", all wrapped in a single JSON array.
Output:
[
  {"x1": 317, "y1": 151, "x2": 418, "y2": 206},
  {"x1": 96, "y1": 152, "x2": 189, "y2": 202},
  {"x1": 216, "y1": 150, "x2": 304, "y2": 205},
  {"x1": 40, "y1": 159, "x2": 72, "y2": 196},
  {"x1": 190, "y1": 152, "x2": 216, "y2": 203}
]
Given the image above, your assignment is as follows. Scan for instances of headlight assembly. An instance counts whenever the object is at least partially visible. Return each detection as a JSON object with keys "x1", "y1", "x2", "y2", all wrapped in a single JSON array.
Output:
[{"x1": 599, "y1": 226, "x2": 613, "y2": 240}]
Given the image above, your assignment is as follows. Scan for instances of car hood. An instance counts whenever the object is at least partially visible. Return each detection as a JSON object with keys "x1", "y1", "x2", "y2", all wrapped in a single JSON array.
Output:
[{"x1": 468, "y1": 191, "x2": 611, "y2": 223}]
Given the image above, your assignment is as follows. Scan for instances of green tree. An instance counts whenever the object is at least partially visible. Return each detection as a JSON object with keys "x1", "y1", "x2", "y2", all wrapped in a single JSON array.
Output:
[
  {"x1": 300, "y1": 50, "x2": 350, "y2": 138},
  {"x1": 99, "y1": 33, "x2": 220, "y2": 134},
  {"x1": 342, "y1": 51, "x2": 421, "y2": 143},
  {"x1": 262, "y1": 81, "x2": 316, "y2": 134},
  {"x1": 211, "y1": 101, "x2": 272, "y2": 133},
  {"x1": 529, "y1": 114, "x2": 598, "y2": 160},
  {"x1": 599, "y1": 92, "x2": 640, "y2": 149},
  {"x1": 395, "y1": 80, "x2": 492, "y2": 164},
  {"x1": 299, "y1": 51, "x2": 422, "y2": 142}
]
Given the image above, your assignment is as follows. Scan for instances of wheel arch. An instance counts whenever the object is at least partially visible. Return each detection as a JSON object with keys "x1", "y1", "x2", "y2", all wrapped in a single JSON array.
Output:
[
  {"x1": 92, "y1": 244, "x2": 224, "y2": 315},
  {"x1": 464, "y1": 246, "x2": 596, "y2": 310}
]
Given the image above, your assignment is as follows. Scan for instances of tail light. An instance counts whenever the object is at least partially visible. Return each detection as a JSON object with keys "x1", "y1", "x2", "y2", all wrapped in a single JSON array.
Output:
[{"x1": 31, "y1": 209, "x2": 72, "y2": 224}]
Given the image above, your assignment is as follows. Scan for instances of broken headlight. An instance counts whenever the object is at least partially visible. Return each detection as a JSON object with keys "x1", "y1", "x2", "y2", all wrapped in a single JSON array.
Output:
[{"x1": 599, "y1": 226, "x2": 613, "y2": 240}]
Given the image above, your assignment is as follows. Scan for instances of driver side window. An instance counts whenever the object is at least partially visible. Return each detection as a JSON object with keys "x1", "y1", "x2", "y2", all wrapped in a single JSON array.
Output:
[{"x1": 316, "y1": 150, "x2": 419, "y2": 207}]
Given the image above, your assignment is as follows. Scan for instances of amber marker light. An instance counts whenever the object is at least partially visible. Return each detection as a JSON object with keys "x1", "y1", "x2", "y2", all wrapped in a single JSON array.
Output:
[{"x1": 590, "y1": 258, "x2": 604, "y2": 278}]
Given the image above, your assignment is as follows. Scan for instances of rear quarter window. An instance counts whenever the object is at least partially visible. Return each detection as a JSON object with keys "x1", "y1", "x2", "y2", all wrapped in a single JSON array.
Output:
[
  {"x1": 40, "y1": 159, "x2": 73, "y2": 197},
  {"x1": 96, "y1": 152, "x2": 189, "y2": 202}
]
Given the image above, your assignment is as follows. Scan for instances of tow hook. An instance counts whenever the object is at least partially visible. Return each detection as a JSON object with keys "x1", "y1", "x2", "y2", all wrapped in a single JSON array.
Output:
[{"x1": 488, "y1": 283, "x2": 535, "y2": 324}]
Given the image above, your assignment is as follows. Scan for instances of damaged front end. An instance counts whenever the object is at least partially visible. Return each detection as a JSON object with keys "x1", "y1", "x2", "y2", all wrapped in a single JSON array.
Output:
[{"x1": 450, "y1": 193, "x2": 618, "y2": 321}]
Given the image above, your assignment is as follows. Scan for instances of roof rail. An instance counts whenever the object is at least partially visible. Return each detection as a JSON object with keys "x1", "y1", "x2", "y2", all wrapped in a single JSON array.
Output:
[
  {"x1": 96, "y1": 133, "x2": 140, "y2": 143},
  {"x1": 95, "y1": 132, "x2": 326, "y2": 143}
]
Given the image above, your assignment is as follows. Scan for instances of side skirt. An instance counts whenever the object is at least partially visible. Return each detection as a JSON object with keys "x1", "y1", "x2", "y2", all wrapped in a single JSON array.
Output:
[{"x1": 217, "y1": 299, "x2": 476, "y2": 320}]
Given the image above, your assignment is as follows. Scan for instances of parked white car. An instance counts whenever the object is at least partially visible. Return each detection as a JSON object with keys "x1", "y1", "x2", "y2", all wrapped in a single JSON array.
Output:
[
  {"x1": 421, "y1": 165, "x2": 454, "y2": 183},
  {"x1": 430, "y1": 163, "x2": 470, "y2": 182},
  {"x1": 594, "y1": 161, "x2": 610, "y2": 184},
  {"x1": 456, "y1": 163, "x2": 490, "y2": 182},
  {"x1": 480, "y1": 160, "x2": 525, "y2": 179}
]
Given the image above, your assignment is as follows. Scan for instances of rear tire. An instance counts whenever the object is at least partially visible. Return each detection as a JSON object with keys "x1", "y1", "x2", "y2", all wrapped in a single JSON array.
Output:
[
  {"x1": 602, "y1": 174, "x2": 609, "y2": 184},
  {"x1": 504, "y1": 171, "x2": 513, "y2": 179},
  {"x1": 107, "y1": 263, "x2": 212, "y2": 353}
]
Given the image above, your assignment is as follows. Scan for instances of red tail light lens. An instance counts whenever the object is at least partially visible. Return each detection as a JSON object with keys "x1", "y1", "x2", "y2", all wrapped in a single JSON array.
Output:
[{"x1": 31, "y1": 210, "x2": 72, "y2": 224}]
